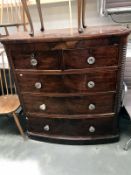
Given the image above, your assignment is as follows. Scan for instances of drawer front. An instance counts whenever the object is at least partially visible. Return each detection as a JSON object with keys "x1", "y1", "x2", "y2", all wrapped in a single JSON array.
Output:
[
  {"x1": 27, "y1": 116, "x2": 118, "y2": 137},
  {"x1": 22, "y1": 93, "x2": 116, "y2": 115},
  {"x1": 16, "y1": 70, "x2": 117, "y2": 93},
  {"x1": 11, "y1": 45, "x2": 118, "y2": 70},
  {"x1": 12, "y1": 50, "x2": 62, "y2": 70},
  {"x1": 63, "y1": 46, "x2": 118, "y2": 69}
]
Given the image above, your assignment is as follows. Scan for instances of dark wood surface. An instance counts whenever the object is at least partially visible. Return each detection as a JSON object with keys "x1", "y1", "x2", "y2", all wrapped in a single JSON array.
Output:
[
  {"x1": 1, "y1": 26, "x2": 130, "y2": 43},
  {"x1": 63, "y1": 46, "x2": 118, "y2": 69},
  {"x1": 12, "y1": 50, "x2": 62, "y2": 70},
  {"x1": 22, "y1": 93, "x2": 116, "y2": 115},
  {"x1": 10, "y1": 45, "x2": 119, "y2": 70},
  {"x1": 1, "y1": 26, "x2": 130, "y2": 144},
  {"x1": 27, "y1": 115, "x2": 118, "y2": 137},
  {"x1": 16, "y1": 69, "x2": 118, "y2": 93}
]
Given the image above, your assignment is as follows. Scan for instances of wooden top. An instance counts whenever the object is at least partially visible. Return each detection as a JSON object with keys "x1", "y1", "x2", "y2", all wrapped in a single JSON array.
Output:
[{"x1": 0, "y1": 25, "x2": 131, "y2": 44}]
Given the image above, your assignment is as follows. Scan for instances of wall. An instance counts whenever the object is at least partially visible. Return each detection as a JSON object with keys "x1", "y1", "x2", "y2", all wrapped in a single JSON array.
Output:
[
  {"x1": 28, "y1": 0, "x2": 131, "y2": 31},
  {"x1": 29, "y1": 0, "x2": 113, "y2": 31}
]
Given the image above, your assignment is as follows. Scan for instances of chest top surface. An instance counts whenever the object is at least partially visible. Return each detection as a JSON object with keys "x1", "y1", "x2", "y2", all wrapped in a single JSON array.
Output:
[{"x1": 1, "y1": 26, "x2": 131, "y2": 44}]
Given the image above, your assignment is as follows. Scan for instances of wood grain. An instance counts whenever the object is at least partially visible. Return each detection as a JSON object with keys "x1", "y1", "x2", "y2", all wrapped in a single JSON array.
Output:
[
  {"x1": 16, "y1": 69, "x2": 118, "y2": 93},
  {"x1": 27, "y1": 115, "x2": 118, "y2": 137},
  {"x1": 0, "y1": 95, "x2": 20, "y2": 114},
  {"x1": 1, "y1": 26, "x2": 130, "y2": 44},
  {"x1": 63, "y1": 46, "x2": 118, "y2": 69},
  {"x1": 22, "y1": 93, "x2": 116, "y2": 115}
]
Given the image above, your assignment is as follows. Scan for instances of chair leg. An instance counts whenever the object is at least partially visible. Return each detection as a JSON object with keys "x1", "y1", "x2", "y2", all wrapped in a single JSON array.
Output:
[
  {"x1": 124, "y1": 138, "x2": 131, "y2": 151},
  {"x1": 82, "y1": 0, "x2": 86, "y2": 28},
  {"x1": 21, "y1": 0, "x2": 34, "y2": 36},
  {"x1": 77, "y1": 0, "x2": 84, "y2": 33},
  {"x1": 12, "y1": 112, "x2": 25, "y2": 139}
]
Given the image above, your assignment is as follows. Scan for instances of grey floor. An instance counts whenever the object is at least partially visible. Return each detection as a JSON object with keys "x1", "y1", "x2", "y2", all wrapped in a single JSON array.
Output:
[{"x1": 0, "y1": 116, "x2": 131, "y2": 175}]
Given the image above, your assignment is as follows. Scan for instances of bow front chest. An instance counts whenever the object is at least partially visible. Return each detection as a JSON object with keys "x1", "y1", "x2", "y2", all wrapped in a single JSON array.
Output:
[{"x1": 1, "y1": 26, "x2": 130, "y2": 144}]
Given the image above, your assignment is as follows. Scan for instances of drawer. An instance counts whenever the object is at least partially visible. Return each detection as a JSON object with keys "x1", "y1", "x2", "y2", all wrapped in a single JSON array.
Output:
[
  {"x1": 63, "y1": 46, "x2": 118, "y2": 69},
  {"x1": 22, "y1": 93, "x2": 116, "y2": 115},
  {"x1": 27, "y1": 116, "x2": 118, "y2": 137},
  {"x1": 16, "y1": 70, "x2": 117, "y2": 93},
  {"x1": 12, "y1": 50, "x2": 62, "y2": 70}
]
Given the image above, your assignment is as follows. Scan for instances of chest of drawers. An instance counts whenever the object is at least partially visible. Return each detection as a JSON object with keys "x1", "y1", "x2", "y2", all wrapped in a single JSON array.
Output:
[{"x1": 1, "y1": 26, "x2": 130, "y2": 144}]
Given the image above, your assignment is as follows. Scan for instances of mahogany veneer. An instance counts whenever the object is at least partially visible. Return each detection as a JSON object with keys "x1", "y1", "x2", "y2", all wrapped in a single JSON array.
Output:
[{"x1": 1, "y1": 26, "x2": 130, "y2": 144}]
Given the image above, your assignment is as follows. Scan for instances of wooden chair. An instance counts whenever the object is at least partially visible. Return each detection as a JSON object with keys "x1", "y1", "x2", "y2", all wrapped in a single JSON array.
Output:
[
  {"x1": 0, "y1": 0, "x2": 28, "y2": 37},
  {"x1": 0, "y1": 49, "x2": 25, "y2": 139}
]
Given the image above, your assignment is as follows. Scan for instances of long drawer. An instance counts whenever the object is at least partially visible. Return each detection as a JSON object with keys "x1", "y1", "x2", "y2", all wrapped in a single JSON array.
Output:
[
  {"x1": 11, "y1": 46, "x2": 118, "y2": 70},
  {"x1": 27, "y1": 115, "x2": 118, "y2": 137},
  {"x1": 22, "y1": 93, "x2": 116, "y2": 115},
  {"x1": 16, "y1": 69, "x2": 117, "y2": 93}
]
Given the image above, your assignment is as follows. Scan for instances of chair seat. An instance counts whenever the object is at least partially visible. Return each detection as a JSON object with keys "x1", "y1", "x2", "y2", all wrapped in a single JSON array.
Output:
[{"x1": 0, "y1": 95, "x2": 20, "y2": 114}]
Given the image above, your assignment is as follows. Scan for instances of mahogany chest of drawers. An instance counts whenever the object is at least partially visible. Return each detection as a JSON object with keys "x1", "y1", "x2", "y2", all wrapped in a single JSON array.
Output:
[{"x1": 1, "y1": 26, "x2": 130, "y2": 144}]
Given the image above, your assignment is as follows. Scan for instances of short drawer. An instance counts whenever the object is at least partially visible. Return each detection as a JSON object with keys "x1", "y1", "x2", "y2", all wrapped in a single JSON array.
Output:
[
  {"x1": 22, "y1": 93, "x2": 116, "y2": 115},
  {"x1": 27, "y1": 116, "x2": 118, "y2": 137},
  {"x1": 63, "y1": 46, "x2": 118, "y2": 69},
  {"x1": 12, "y1": 50, "x2": 62, "y2": 70},
  {"x1": 16, "y1": 69, "x2": 117, "y2": 93}
]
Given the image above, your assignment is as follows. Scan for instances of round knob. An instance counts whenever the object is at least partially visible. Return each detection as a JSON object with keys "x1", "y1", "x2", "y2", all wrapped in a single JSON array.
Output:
[
  {"x1": 89, "y1": 104, "x2": 95, "y2": 111},
  {"x1": 35, "y1": 82, "x2": 42, "y2": 89},
  {"x1": 87, "y1": 81, "x2": 95, "y2": 88},
  {"x1": 87, "y1": 56, "x2": 95, "y2": 65},
  {"x1": 19, "y1": 74, "x2": 23, "y2": 77},
  {"x1": 43, "y1": 125, "x2": 50, "y2": 131},
  {"x1": 30, "y1": 58, "x2": 38, "y2": 66},
  {"x1": 89, "y1": 126, "x2": 95, "y2": 133},
  {"x1": 40, "y1": 104, "x2": 46, "y2": 111}
]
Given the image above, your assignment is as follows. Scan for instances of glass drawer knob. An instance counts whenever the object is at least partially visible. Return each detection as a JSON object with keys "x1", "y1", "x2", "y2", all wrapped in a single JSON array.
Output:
[
  {"x1": 89, "y1": 126, "x2": 95, "y2": 133},
  {"x1": 87, "y1": 56, "x2": 95, "y2": 65},
  {"x1": 35, "y1": 82, "x2": 42, "y2": 89},
  {"x1": 89, "y1": 104, "x2": 95, "y2": 110},
  {"x1": 30, "y1": 58, "x2": 38, "y2": 66},
  {"x1": 88, "y1": 81, "x2": 95, "y2": 88},
  {"x1": 30, "y1": 53, "x2": 37, "y2": 66},
  {"x1": 40, "y1": 104, "x2": 46, "y2": 111},
  {"x1": 43, "y1": 125, "x2": 50, "y2": 131}
]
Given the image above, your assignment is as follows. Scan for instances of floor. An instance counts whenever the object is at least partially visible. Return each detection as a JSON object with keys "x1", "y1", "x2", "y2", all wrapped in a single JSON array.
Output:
[{"x1": 0, "y1": 115, "x2": 131, "y2": 175}]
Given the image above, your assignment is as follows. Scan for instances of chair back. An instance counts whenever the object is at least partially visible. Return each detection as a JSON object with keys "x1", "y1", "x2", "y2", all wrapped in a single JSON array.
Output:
[
  {"x1": 0, "y1": 0, "x2": 28, "y2": 36},
  {"x1": 0, "y1": 49, "x2": 16, "y2": 96}
]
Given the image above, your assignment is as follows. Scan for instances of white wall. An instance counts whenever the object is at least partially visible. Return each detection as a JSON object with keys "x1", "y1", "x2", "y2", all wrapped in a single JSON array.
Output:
[
  {"x1": 29, "y1": 0, "x2": 112, "y2": 31},
  {"x1": 28, "y1": 0, "x2": 131, "y2": 31}
]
